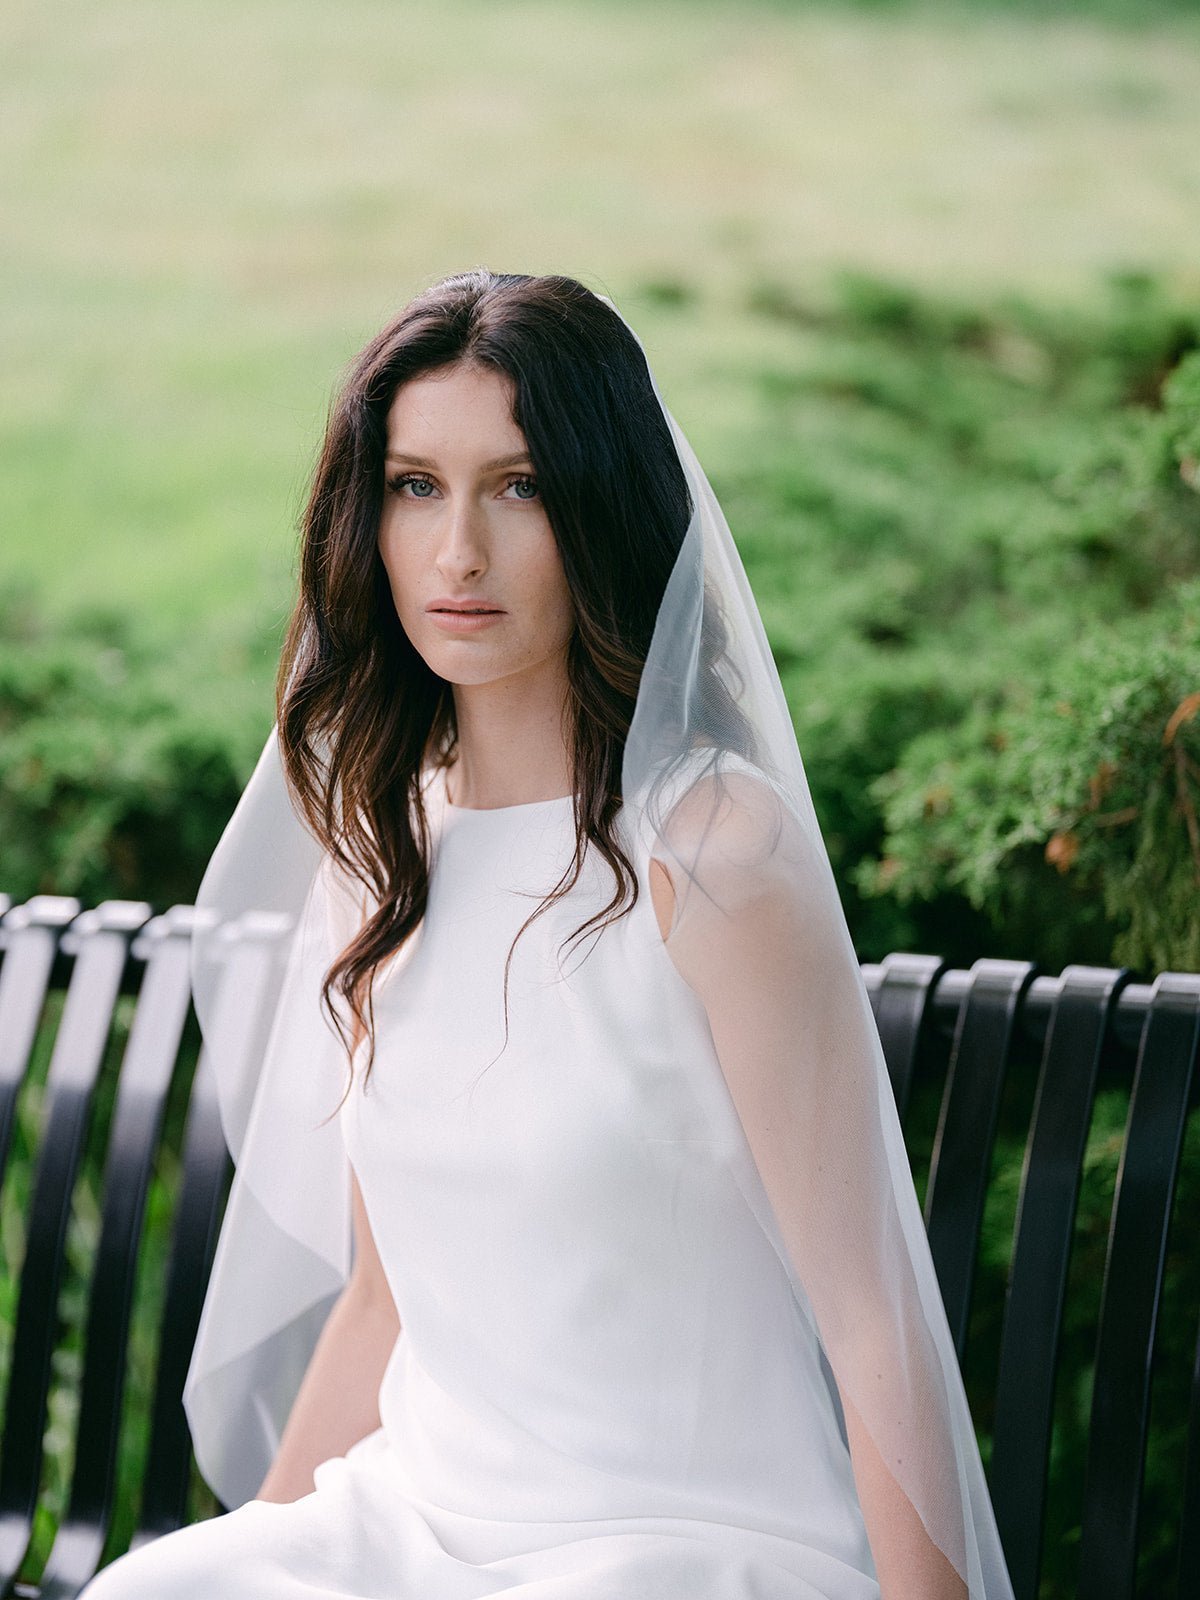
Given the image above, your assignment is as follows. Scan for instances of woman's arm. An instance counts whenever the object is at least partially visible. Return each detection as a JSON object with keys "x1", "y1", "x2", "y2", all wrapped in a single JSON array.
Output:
[
  {"x1": 838, "y1": 1385, "x2": 967, "y2": 1600},
  {"x1": 648, "y1": 797, "x2": 969, "y2": 1600},
  {"x1": 254, "y1": 1004, "x2": 402, "y2": 1503}
]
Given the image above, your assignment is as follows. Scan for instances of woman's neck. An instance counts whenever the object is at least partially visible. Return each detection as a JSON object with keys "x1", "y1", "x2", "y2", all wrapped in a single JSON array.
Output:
[{"x1": 448, "y1": 672, "x2": 574, "y2": 809}]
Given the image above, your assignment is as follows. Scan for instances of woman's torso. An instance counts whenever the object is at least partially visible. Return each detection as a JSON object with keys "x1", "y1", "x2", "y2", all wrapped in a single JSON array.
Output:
[{"x1": 338, "y1": 760, "x2": 872, "y2": 1570}]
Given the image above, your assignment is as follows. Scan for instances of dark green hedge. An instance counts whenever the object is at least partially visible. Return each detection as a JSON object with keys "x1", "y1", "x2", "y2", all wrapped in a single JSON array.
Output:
[
  {"x1": 723, "y1": 270, "x2": 1200, "y2": 970},
  {"x1": 0, "y1": 590, "x2": 264, "y2": 910}
]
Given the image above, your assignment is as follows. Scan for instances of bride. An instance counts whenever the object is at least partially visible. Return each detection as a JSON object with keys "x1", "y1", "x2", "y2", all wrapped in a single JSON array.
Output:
[{"x1": 81, "y1": 269, "x2": 1013, "y2": 1600}]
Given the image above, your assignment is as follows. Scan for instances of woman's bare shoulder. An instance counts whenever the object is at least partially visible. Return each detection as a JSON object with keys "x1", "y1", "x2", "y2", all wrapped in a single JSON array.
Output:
[{"x1": 644, "y1": 748, "x2": 797, "y2": 872}]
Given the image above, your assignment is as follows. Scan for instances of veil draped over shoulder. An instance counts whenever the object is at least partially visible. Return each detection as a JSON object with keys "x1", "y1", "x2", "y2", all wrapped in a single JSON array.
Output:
[{"x1": 183, "y1": 290, "x2": 1015, "y2": 1600}]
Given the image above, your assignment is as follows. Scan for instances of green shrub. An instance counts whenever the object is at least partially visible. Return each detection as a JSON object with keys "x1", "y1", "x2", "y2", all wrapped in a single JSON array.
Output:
[
  {"x1": 0, "y1": 586, "x2": 266, "y2": 909},
  {"x1": 854, "y1": 576, "x2": 1200, "y2": 973},
  {"x1": 732, "y1": 273, "x2": 1200, "y2": 968}
]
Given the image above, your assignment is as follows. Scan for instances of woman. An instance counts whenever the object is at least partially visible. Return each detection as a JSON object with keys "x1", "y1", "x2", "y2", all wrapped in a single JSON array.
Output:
[{"x1": 81, "y1": 270, "x2": 1014, "y2": 1599}]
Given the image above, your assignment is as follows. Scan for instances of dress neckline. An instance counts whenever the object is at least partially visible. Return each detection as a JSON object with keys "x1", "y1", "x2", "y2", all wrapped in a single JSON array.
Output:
[
  {"x1": 436, "y1": 766, "x2": 577, "y2": 816},
  {"x1": 444, "y1": 792, "x2": 577, "y2": 816}
]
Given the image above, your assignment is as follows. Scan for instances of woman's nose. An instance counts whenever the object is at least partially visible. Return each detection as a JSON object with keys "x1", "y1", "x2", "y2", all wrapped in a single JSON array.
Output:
[{"x1": 435, "y1": 495, "x2": 489, "y2": 580}]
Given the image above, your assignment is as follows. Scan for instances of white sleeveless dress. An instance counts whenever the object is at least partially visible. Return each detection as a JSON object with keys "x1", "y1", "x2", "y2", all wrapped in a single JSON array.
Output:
[{"x1": 81, "y1": 762, "x2": 880, "y2": 1600}]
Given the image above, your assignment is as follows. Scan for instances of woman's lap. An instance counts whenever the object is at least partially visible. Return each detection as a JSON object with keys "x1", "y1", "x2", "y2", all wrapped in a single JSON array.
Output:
[
  {"x1": 79, "y1": 1497, "x2": 301, "y2": 1598},
  {"x1": 77, "y1": 1442, "x2": 404, "y2": 1600},
  {"x1": 75, "y1": 1430, "x2": 876, "y2": 1600}
]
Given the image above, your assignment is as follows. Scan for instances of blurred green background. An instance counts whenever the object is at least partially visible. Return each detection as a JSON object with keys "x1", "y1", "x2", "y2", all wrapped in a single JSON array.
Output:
[
  {"x1": 1, "y1": 1, "x2": 1198, "y2": 1594},
  {"x1": 3, "y1": 0, "x2": 1198, "y2": 973}
]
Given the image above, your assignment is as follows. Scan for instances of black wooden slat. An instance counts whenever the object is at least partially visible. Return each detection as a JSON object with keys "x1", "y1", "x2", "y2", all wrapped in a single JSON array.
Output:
[
  {"x1": 874, "y1": 970, "x2": 1153, "y2": 1060},
  {"x1": 868, "y1": 952, "x2": 947, "y2": 1122},
  {"x1": 0, "y1": 903, "x2": 149, "y2": 1590},
  {"x1": 1077, "y1": 972, "x2": 1200, "y2": 1600},
  {"x1": 0, "y1": 898, "x2": 81, "y2": 1189},
  {"x1": 1182, "y1": 1309, "x2": 1200, "y2": 1600},
  {"x1": 924, "y1": 959, "x2": 1036, "y2": 1362},
  {"x1": 37, "y1": 909, "x2": 188, "y2": 1600},
  {"x1": 131, "y1": 1048, "x2": 233, "y2": 1542},
  {"x1": 988, "y1": 964, "x2": 1132, "y2": 1600}
]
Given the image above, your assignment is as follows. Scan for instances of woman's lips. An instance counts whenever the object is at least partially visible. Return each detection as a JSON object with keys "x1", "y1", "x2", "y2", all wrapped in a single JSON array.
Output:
[{"x1": 427, "y1": 607, "x2": 505, "y2": 634}]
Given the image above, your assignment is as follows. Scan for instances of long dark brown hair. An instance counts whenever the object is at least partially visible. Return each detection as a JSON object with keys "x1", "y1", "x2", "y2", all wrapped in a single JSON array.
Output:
[{"x1": 276, "y1": 268, "x2": 743, "y2": 1101}]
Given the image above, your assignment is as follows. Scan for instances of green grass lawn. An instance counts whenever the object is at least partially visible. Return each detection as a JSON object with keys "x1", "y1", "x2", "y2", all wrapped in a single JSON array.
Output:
[{"x1": 3, "y1": 0, "x2": 1199, "y2": 675}]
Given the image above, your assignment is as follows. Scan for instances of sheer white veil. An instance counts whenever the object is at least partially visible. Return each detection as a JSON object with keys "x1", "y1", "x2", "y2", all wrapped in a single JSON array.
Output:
[{"x1": 183, "y1": 279, "x2": 1014, "y2": 1599}]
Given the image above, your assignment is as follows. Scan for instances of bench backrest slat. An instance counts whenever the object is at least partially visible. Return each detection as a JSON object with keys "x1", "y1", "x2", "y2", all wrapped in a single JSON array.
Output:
[
  {"x1": 988, "y1": 965, "x2": 1132, "y2": 1600},
  {"x1": 868, "y1": 952, "x2": 947, "y2": 1121},
  {"x1": 134, "y1": 1042, "x2": 233, "y2": 1540},
  {"x1": 924, "y1": 958, "x2": 1037, "y2": 1364},
  {"x1": 1181, "y1": 1315, "x2": 1200, "y2": 1600},
  {"x1": 0, "y1": 898, "x2": 79, "y2": 1192},
  {"x1": 0, "y1": 904, "x2": 145, "y2": 1585},
  {"x1": 39, "y1": 909, "x2": 192, "y2": 1594},
  {"x1": 1079, "y1": 973, "x2": 1200, "y2": 1599}
]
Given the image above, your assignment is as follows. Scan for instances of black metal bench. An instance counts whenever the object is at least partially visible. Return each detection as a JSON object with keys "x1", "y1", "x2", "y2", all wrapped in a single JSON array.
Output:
[{"x1": 0, "y1": 893, "x2": 1196, "y2": 1599}]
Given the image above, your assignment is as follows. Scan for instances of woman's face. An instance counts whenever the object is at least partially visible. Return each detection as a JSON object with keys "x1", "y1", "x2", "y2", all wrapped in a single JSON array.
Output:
[{"x1": 377, "y1": 362, "x2": 575, "y2": 692}]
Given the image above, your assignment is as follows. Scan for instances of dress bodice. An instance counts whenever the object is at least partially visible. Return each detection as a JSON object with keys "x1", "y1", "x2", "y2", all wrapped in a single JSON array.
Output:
[{"x1": 337, "y1": 761, "x2": 873, "y2": 1575}]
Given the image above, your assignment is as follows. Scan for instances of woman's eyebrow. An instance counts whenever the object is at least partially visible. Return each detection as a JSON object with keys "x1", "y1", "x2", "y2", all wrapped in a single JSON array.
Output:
[{"x1": 384, "y1": 450, "x2": 533, "y2": 470}]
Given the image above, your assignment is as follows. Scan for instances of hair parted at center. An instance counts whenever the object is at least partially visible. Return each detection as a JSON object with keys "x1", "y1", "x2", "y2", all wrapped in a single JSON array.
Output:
[{"x1": 275, "y1": 267, "x2": 749, "y2": 1103}]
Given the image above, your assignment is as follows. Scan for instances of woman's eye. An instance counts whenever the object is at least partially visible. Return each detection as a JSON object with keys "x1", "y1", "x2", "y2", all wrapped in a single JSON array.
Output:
[
  {"x1": 385, "y1": 473, "x2": 537, "y2": 501},
  {"x1": 387, "y1": 474, "x2": 437, "y2": 499}
]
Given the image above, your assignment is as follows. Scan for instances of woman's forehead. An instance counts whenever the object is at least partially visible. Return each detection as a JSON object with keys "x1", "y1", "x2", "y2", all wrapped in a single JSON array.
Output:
[{"x1": 385, "y1": 364, "x2": 525, "y2": 456}]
